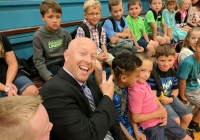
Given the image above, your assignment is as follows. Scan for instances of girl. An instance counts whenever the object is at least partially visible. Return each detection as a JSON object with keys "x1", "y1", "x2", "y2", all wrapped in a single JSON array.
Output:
[
  {"x1": 126, "y1": 0, "x2": 159, "y2": 56},
  {"x1": 0, "y1": 33, "x2": 39, "y2": 97},
  {"x1": 175, "y1": 0, "x2": 191, "y2": 32},
  {"x1": 162, "y1": 0, "x2": 187, "y2": 42},
  {"x1": 187, "y1": 0, "x2": 200, "y2": 27},
  {"x1": 178, "y1": 27, "x2": 200, "y2": 63},
  {"x1": 144, "y1": 0, "x2": 171, "y2": 44}
]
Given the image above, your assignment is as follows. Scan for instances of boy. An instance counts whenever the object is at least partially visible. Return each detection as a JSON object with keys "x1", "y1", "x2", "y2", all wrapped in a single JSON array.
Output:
[
  {"x1": 103, "y1": 0, "x2": 144, "y2": 56},
  {"x1": 112, "y1": 52, "x2": 148, "y2": 140},
  {"x1": 33, "y1": 0, "x2": 72, "y2": 81},
  {"x1": 147, "y1": 44, "x2": 192, "y2": 131},
  {"x1": 128, "y1": 52, "x2": 192, "y2": 140},
  {"x1": 144, "y1": 0, "x2": 171, "y2": 44},
  {"x1": 76, "y1": 0, "x2": 114, "y2": 85},
  {"x1": 0, "y1": 95, "x2": 53, "y2": 140},
  {"x1": 126, "y1": 0, "x2": 158, "y2": 56},
  {"x1": 178, "y1": 37, "x2": 200, "y2": 134}
]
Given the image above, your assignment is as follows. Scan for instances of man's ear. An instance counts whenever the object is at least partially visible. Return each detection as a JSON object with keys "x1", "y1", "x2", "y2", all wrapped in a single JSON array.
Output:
[{"x1": 64, "y1": 49, "x2": 69, "y2": 62}]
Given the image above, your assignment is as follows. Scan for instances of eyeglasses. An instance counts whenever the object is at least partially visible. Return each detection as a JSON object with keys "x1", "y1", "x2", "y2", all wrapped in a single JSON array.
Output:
[{"x1": 86, "y1": 12, "x2": 101, "y2": 16}]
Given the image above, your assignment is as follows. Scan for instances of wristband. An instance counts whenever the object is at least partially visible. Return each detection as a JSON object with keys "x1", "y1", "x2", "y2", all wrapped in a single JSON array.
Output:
[
  {"x1": 168, "y1": 95, "x2": 176, "y2": 103},
  {"x1": 4, "y1": 87, "x2": 11, "y2": 94}
]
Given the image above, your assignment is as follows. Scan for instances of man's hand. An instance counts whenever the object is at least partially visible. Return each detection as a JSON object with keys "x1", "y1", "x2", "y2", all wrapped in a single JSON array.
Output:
[{"x1": 101, "y1": 71, "x2": 114, "y2": 100}]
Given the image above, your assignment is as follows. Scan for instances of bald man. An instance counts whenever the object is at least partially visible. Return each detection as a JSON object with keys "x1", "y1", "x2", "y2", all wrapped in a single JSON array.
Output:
[{"x1": 40, "y1": 37, "x2": 126, "y2": 140}]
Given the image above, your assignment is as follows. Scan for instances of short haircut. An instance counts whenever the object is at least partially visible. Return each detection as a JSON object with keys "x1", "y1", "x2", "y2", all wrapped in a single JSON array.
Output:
[
  {"x1": 84, "y1": 0, "x2": 102, "y2": 13},
  {"x1": 40, "y1": 0, "x2": 62, "y2": 16},
  {"x1": 112, "y1": 52, "x2": 142, "y2": 79},
  {"x1": 134, "y1": 52, "x2": 153, "y2": 62},
  {"x1": 155, "y1": 43, "x2": 176, "y2": 58},
  {"x1": 128, "y1": 0, "x2": 142, "y2": 9},
  {"x1": 0, "y1": 96, "x2": 42, "y2": 140},
  {"x1": 182, "y1": 27, "x2": 200, "y2": 48},
  {"x1": 108, "y1": 0, "x2": 122, "y2": 11}
]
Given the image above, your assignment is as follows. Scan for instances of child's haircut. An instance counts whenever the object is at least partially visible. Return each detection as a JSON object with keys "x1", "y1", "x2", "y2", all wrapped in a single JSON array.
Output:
[
  {"x1": 155, "y1": 43, "x2": 176, "y2": 58},
  {"x1": 84, "y1": 0, "x2": 102, "y2": 13},
  {"x1": 182, "y1": 27, "x2": 200, "y2": 48},
  {"x1": 165, "y1": 0, "x2": 176, "y2": 5},
  {"x1": 134, "y1": 52, "x2": 153, "y2": 62},
  {"x1": 127, "y1": 0, "x2": 142, "y2": 9},
  {"x1": 40, "y1": 0, "x2": 62, "y2": 16},
  {"x1": 0, "y1": 95, "x2": 42, "y2": 140},
  {"x1": 0, "y1": 35, "x2": 5, "y2": 58},
  {"x1": 112, "y1": 52, "x2": 142, "y2": 79},
  {"x1": 108, "y1": 0, "x2": 122, "y2": 11}
]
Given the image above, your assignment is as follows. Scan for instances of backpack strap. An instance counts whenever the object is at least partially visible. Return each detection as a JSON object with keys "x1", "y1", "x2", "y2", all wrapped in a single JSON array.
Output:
[
  {"x1": 151, "y1": 63, "x2": 163, "y2": 92},
  {"x1": 80, "y1": 23, "x2": 90, "y2": 38},
  {"x1": 150, "y1": 9, "x2": 162, "y2": 22}
]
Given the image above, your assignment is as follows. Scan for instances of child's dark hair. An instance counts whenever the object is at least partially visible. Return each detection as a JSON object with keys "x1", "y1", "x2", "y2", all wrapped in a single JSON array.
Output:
[
  {"x1": 112, "y1": 52, "x2": 142, "y2": 79},
  {"x1": 155, "y1": 43, "x2": 176, "y2": 58},
  {"x1": 193, "y1": 0, "x2": 200, "y2": 8},
  {"x1": 127, "y1": 0, "x2": 142, "y2": 9},
  {"x1": 40, "y1": 0, "x2": 62, "y2": 16},
  {"x1": 108, "y1": 0, "x2": 122, "y2": 11},
  {"x1": 182, "y1": 27, "x2": 200, "y2": 48}
]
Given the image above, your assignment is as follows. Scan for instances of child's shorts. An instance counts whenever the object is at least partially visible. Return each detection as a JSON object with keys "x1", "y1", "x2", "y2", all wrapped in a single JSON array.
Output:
[
  {"x1": 148, "y1": 32, "x2": 165, "y2": 40},
  {"x1": 185, "y1": 87, "x2": 200, "y2": 107},
  {"x1": 144, "y1": 116, "x2": 187, "y2": 140},
  {"x1": 162, "y1": 97, "x2": 191, "y2": 119},
  {"x1": 0, "y1": 75, "x2": 34, "y2": 98},
  {"x1": 137, "y1": 37, "x2": 148, "y2": 51}
]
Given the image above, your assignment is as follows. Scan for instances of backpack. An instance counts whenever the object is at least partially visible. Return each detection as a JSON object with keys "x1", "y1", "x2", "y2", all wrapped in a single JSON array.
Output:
[
  {"x1": 70, "y1": 23, "x2": 102, "y2": 40},
  {"x1": 101, "y1": 16, "x2": 125, "y2": 32}
]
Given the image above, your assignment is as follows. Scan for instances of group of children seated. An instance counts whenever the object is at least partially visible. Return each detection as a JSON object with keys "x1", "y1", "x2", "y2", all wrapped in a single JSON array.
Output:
[
  {"x1": 1, "y1": 0, "x2": 200, "y2": 139},
  {"x1": 32, "y1": 0, "x2": 200, "y2": 139}
]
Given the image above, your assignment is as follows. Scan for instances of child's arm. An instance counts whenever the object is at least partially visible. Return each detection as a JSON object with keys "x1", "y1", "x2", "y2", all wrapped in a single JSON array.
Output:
[
  {"x1": 167, "y1": 27, "x2": 173, "y2": 40},
  {"x1": 149, "y1": 22, "x2": 158, "y2": 42},
  {"x1": 142, "y1": 32, "x2": 150, "y2": 43},
  {"x1": 132, "y1": 122, "x2": 147, "y2": 140},
  {"x1": 131, "y1": 33, "x2": 140, "y2": 46},
  {"x1": 115, "y1": 28, "x2": 132, "y2": 38},
  {"x1": 179, "y1": 78, "x2": 189, "y2": 103},
  {"x1": 161, "y1": 22, "x2": 167, "y2": 36},
  {"x1": 119, "y1": 122, "x2": 134, "y2": 140}
]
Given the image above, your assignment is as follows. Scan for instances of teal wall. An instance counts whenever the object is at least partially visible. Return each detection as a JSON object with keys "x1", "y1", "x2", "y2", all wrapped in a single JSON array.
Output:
[{"x1": 0, "y1": 0, "x2": 150, "y2": 59}]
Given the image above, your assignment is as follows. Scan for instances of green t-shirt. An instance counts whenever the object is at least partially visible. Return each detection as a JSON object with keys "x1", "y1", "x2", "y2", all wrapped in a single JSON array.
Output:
[
  {"x1": 126, "y1": 15, "x2": 146, "y2": 41},
  {"x1": 144, "y1": 10, "x2": 165, "y2": 34}
]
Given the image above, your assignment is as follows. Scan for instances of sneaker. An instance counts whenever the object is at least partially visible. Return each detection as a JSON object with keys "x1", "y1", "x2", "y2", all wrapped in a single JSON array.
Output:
[
  {"x1": 186, "y1": 129, "x2": 195, "y2": 140},
  {"x1": 188, "y1": 122, "x2": 200, "y2": 132}
]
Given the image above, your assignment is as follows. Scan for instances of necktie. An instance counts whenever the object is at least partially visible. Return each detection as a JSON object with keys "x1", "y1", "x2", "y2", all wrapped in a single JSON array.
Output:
[{"x1": 82, "y1": 83, "x2": 114, "y2": 140}]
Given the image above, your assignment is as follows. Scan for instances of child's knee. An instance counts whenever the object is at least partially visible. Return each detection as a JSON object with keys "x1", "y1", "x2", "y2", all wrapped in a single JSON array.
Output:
[
  {"x1": 164, "y1": 36, "x2": 171, "y2": 43},
  {"x1": 173, "y1": 117, "x2": 181, "y2": 124},
  {"x1": 22, "y1": 85, "x2": 39, "y2": 96}
]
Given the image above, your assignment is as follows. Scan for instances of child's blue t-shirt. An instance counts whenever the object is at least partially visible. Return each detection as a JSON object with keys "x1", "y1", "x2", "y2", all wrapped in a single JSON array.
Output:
[
  {"x1": 177, "y1": 55, "x2": 200, "y2": 90},
  {"x1": 103, "y1": 16, "x2": 129, "y2": 39}
]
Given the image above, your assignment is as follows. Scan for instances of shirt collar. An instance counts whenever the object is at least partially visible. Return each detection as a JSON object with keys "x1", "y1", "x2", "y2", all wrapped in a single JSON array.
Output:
[
  {"x1": 83, "y1": 19, "x2": 98, "y2": 30},
  {"x1": 63, "y1": 67, "x2": 85, "y2": 86}
]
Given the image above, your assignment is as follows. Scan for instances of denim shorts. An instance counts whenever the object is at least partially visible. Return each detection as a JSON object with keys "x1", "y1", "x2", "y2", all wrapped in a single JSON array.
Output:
[
  {"x1": 144, "y1": 116, "x2": 186, "y2": 140},
  {"x1": 137, "y1": 37, "x2": 148, "y2": 51},
  {"x1": 0, "y1": 76, "x2": 34, "y2": 98},
  {"x1": 162, "y1": 98, "x2": 190, "y2": 119}
]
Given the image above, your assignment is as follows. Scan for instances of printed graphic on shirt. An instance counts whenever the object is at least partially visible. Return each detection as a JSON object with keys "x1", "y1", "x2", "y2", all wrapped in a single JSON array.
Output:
[{"x1": 48, "y1": 39, "x2": 63, "y2": 49}]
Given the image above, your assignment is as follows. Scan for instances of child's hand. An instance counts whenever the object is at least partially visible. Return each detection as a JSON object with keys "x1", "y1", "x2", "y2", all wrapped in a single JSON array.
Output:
[
  {"x1": 180, "y1": 95, "x2": 189, "y2": 104},
  {"x1": 136, "y1": 47, "x2": 144, "y2": 52},
  {"x1": 6, "y1": 82, "x2": 18, "y2": 93},
  {"x1": 101, "y1": 51, "x2": 108, "y2": 60},
  {"x1": 160, "y1": 96, "x2": 173, "y2": 104},
  {"x1": 155, "y1": 107, "x2": 167, "y2": 118},
  {"x1": 123, "y1": 28, "x2": 131, "y2": 34},
  {"x1": 159, "y1": 116, "x2": 167, "y2": 126},
  {"x1": 6, "y1": 89, "x2": 18, "y2": 97},
  {"x1": 135, "y1": 131, "x2": 147, "y2": 140}
]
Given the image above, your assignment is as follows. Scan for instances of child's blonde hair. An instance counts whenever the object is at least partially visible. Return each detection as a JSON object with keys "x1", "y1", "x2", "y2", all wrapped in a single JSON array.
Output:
[
  {"x1": 182, "y1": 27, "x2": 200, "y2": 48},
  {"x1": 40, "y1": 0, "x2": 62, "y2": 16},
  {"x1": 84, "y1": 0, "x2": 102, "y2": 13},
  {"x1": 0, "y1": 95, "x2": 42, "y2": 140},
  {"x1": 178, "y1": 0, "x2": 191, "y2": 10},
  {"x1": 108, "y1": 0, "x2": 122, "y2": 11},
  {"x1": 134, "y1": 52, "x2": 153, "y2": 62},
  {"x1": 0, "y1": 35, "x2": 5, "y2": 58}
]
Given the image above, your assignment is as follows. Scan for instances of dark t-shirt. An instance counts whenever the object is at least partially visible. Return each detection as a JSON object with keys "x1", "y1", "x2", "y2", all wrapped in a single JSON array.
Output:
[{"x1": 0, "y1": 33, "x2": 13, "y2": 83}]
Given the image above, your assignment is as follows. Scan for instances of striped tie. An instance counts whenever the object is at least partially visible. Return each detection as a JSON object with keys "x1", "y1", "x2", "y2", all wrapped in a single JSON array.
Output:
[{"x1": 82, "y1": 83, "x2": 114, "y2": 140}]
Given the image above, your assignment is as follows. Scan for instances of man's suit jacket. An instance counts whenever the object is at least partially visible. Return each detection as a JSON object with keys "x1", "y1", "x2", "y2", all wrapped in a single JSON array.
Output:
[{"x1": 40, "y1": 68, "x2": 126, "y2": 140}]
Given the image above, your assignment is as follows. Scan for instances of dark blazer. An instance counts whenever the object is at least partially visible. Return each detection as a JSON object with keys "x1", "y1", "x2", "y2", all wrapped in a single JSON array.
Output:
[{"x1": 40, "y1": 68, "x2": 126, "y2": 140}]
